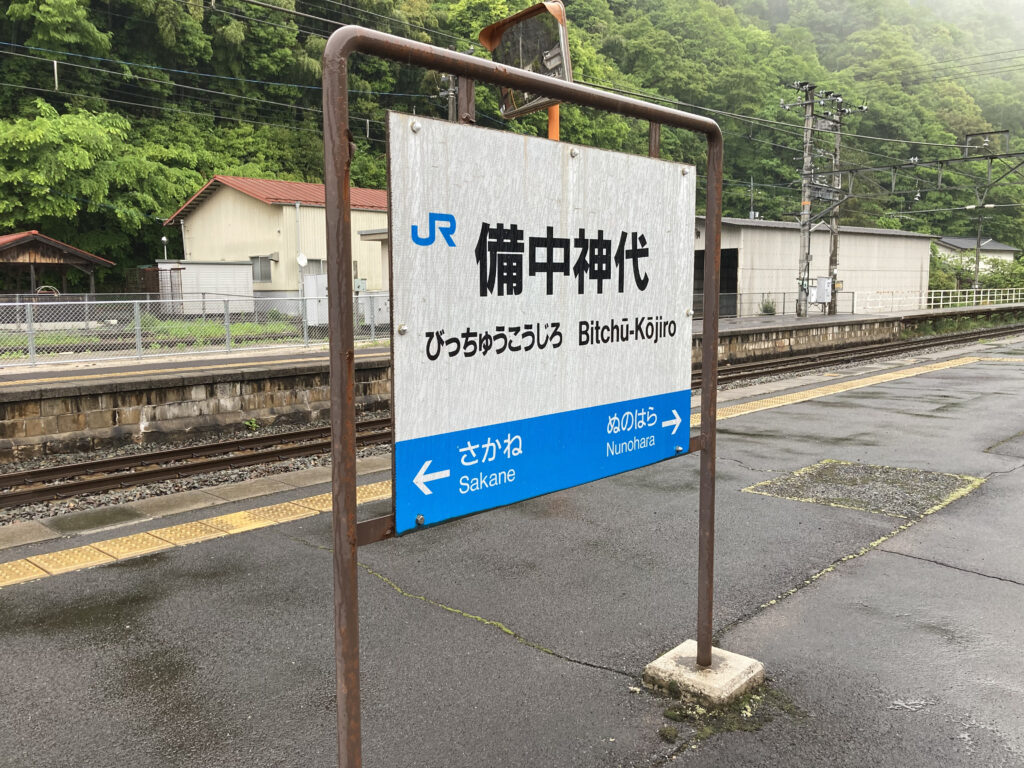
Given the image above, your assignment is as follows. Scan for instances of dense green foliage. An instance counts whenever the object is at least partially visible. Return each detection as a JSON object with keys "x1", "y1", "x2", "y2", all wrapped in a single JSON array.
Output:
[{"x1": 1, "y1": 0, "x2": 1021, "y2": 289}]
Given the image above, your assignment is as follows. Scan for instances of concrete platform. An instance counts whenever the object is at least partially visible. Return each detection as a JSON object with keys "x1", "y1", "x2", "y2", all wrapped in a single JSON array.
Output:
[{"x1": 0, "y1": 335, "x2": 1022, "y2": 766}]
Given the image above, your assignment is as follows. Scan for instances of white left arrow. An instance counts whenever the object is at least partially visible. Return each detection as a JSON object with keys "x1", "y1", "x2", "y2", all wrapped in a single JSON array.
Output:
[
  {"x1": 413, "y1": 460, "x2": 450, "y2": 495},
  {"x1": 661, "y1": 409, "x2": 682, "y2": 436}
]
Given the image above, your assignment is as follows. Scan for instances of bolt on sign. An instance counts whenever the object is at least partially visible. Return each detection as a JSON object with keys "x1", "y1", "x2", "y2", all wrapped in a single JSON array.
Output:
[{"x1": 389, "y1": 113, "x2": 696, "y2": 534}]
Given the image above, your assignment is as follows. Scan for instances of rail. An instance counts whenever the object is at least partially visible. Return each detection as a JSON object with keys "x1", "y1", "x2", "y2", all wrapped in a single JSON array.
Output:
[{"x1": 0, "y1": 418, "x2": 390, "y2": 509}]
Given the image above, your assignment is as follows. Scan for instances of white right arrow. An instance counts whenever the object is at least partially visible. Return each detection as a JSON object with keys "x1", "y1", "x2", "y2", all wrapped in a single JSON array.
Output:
[
  {"x1": 661, "y1": 409, "x2": 682, "y2": 435},
  {"x1": 413, "y1": 459, "x2": 450, "y2": 495}
]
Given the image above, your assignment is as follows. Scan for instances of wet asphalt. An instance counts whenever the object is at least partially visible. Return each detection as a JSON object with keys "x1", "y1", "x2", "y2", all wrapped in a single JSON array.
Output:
[{"x1": 1, "y1": 339, "x2": 1022, "y2": 767}]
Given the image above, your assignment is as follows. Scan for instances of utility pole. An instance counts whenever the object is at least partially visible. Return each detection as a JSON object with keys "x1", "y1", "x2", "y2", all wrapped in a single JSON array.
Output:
[
  {"x1": 970, "y1": 195, "x2": 994, "y2": 290},
  {"x1": 782, "y1": 84, "x2": 865, "y2": 317},
  {"x1": 799, "y1": 85, "x2": 814, "y2": 317},
  {"x1": 442, "y1": 52, "x2": 477, "y2": 125},
  {"x1": 781, "y1": 82, "x2": 815, "y2": 317},
  {"x1": 974, "y1": 206, "x2": 985, "y2": 290},
  {"x1": 825, "y1": 98, "x2": 858, "y2": 314},
  {"x1": 441, "y1": 74, "x2": 457, "y2": 122},
  {"x1": 827, "y1": 110, "x2": 841, "y2": 314}
]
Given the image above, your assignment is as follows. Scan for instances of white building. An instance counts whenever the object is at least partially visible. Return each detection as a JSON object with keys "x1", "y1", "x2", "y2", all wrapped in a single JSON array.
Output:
[
  {"x1": 691, "y1": 217, "x2": 933, "y2": 314},
  {"x1": 934, "y1": 235, "x2": 1019, "y2": 270},
  {"x1": 164, "y1": 176, "x2": 389, "y2": 297}
]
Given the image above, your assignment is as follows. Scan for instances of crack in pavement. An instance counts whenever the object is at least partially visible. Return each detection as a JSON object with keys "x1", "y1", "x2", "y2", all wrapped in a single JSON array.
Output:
[
  {"x1": 718, "y1": 454, "x2": 786, "y2": 474},
  {"x1": 712, "y1": 474, "x2": 986, "y2": 645},
  {"x1": 876, "y1": 548, "x2": 1024, "y2": 588},
  {"x1": 279, "y1": 531, "x2": 634, "y2": 680},
  {"x1": 358, "y1": 563, "x2": 635, "y2": 679},
  {"x1": 984, "y1": 462, "x2": 1024, "y2": 477}
]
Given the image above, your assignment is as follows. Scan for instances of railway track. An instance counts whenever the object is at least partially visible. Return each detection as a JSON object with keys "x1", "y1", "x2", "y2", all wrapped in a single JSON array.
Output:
[
  {"x1": 0, "y1": 418, "x2": 390, "y2": 509},
  {"x1": 3, "y1": 323, "x2": 1022, "y2": 509},
  {"x1": 695, "y1": 323, "x2": 1024, "y2": 389}
]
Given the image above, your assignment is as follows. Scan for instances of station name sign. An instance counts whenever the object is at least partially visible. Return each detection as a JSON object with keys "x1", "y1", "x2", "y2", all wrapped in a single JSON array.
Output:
[{"x1": 389, "y1": 113, "x2": 695, "y2": 533}]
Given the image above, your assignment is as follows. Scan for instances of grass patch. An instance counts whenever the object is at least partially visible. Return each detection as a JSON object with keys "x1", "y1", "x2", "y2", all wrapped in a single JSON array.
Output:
[
  {"x1": 903, "y1": 309, "x2": 1024, "y2": 338},
  {"x1": 658, "y1": 684, "x2": 805, "y2": 749}
]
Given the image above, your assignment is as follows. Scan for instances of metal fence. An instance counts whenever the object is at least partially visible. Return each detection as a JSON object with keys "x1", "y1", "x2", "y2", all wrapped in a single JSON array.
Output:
[
  {"x1": 0, "y1": 292, "x2": 391, "y2": 367},
  {"x1": 5, "y1": 287, "x2": 1020, "y2": 366},
  {"x1": 693, "y1": 291, "x2": 856, "y2": 318},
  {"x1": 0, "y1": 291, "x2": 253, "y2": 304},
  {"x1": 858, "y1": 288, "x2": 1024, "y2": 313}
]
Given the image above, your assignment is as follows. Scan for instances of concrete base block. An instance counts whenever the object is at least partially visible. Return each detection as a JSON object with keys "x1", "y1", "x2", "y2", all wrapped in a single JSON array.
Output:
[{"x1": 642, "y1": 640, "x2": 764, "y2": 706}]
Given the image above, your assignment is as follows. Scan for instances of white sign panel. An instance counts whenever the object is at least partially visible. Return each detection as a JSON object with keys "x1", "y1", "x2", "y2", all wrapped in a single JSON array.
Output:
[{"x1": 389, "y1": 113, "x2": 695, "y2": 533}]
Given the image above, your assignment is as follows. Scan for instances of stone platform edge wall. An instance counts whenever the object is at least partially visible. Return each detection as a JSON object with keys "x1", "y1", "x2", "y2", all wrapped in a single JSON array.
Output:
[{"x1": 0, "y1": 360, "x2": 390, "y2": 462}]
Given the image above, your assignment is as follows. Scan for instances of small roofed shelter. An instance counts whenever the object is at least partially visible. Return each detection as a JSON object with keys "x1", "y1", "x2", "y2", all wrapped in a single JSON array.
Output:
[
  {"x1": 0, "y1": 231, "x2": 113, "y2": 294},
  {"x1": 934, "y1": 235, "x2": 1020, "y2": 267}
]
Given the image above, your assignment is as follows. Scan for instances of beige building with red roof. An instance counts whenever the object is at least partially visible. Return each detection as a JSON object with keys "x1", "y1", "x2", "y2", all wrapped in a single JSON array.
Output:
[{"x1": 165, "y1": 176, "x2": 388, "y2": 296}]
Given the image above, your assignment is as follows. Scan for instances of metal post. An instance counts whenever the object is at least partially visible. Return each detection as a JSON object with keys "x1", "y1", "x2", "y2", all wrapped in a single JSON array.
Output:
[
  {"x1": 26, "y1": 303, "x2": 36, "y2": 365},
  {"x1": 369, "y1": 294, "x2": 376, "y2": 343},
  {"x1": 133, "y1": 301, "x2": 142, "y2": 358},
  {"x1": 547, "y1": 103, "x2": 560, "y2": 141},
  {"x1": 302, "y1": 296, "x2": 310, "y2": 345},
  {"x1": 798, "y1": 86, "x2": 815, "y2": 317},
  {"x1": 697, "y1": 128, "x2": 723, "y2": 668},
  {"x1": 457, "y1": 76, "x2": 476, "y2": 124},
  {"x1": 973, "y1": 207, "x2": 985, "y2": 290},
  {"x1": 828, "y1": 110, "x2": 841, "y2": 315},
  {"x1": 446, "y1": 74, "x2": 456, "y2": 121},
  {"x1": 223, "y1": 300, "x2": 231, "y2": 351},
  {"x1": 323, "y1": 38, "x2": 362, "y2": 768}
]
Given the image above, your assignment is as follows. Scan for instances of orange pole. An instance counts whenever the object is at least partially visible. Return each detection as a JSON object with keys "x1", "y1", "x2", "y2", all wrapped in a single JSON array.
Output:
[{"x1": 547, "y1": 104, "x2": 560, "y2": 140}]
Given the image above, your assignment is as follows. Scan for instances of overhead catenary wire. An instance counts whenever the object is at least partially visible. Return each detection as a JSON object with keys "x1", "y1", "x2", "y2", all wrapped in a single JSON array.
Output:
[
  {"x1": 217, "y1": 0, "x2": 979, "y2": 159},
  {"x1": 888, "y1": 202, "x2": 1024, "y2": 217},
  {"x1": 578, "y1": 75, "x2": 969, "y2": 150},
  {"x1": 3, "y1": 10, "x2": 1017, "y2": 232},
  {"x1": 0, "y1": 79, "x2": 322, "y2": 132}
]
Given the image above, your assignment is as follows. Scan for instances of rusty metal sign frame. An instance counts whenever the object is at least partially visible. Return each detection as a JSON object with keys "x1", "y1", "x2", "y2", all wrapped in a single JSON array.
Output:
[{"x1": 323, "y1": 25, "x2": 722, "y2": 767}]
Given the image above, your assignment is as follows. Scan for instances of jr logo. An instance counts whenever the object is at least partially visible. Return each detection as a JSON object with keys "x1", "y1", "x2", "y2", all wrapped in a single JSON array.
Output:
[{"x1": 411, "y1": 212, "x2": 457, "y2": 247}]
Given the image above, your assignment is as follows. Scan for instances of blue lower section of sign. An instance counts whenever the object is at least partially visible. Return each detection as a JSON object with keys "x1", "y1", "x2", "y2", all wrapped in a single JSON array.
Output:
[{"x1": 394, "y1": 390, "x2": 691, "y2": 534}]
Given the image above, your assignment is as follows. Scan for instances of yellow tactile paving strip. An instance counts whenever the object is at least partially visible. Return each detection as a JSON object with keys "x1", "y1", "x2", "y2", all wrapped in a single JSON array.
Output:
[
  {"x1": 151, "y1": 521, "x2": 227, "y2": 545},
  {"x1": 91, "y1": 532, "x2": 175, "y2": 560},
  {"x1": 203, "y1": 510, "x2": 280, "y2": 534},
  {"x1": 690, "y1": 357, "x2": 980, "y2": 428},
  {"x1": 0, "y1": 483, "x2": 393, "y2": 588},
  {"x1": 0, "y1": 559, "x2": 49, "y2": 586},
  {"x1": 27, "y1": 545, "x2": 115, "y2": 575},
  {"x1": 0, "y1": 353, "x2": 1017, "y2": 589}
]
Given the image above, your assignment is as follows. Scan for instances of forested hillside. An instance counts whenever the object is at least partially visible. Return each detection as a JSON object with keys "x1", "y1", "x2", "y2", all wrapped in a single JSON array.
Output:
[{"x1": 1, "y1": 0, "x2": 1021, "y2": 288}]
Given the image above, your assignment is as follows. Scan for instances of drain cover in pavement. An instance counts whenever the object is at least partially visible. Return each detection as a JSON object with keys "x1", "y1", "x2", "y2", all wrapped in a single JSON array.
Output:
[{"x1": 743, "y1": 459, "x2": 983, "y2": 518}]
